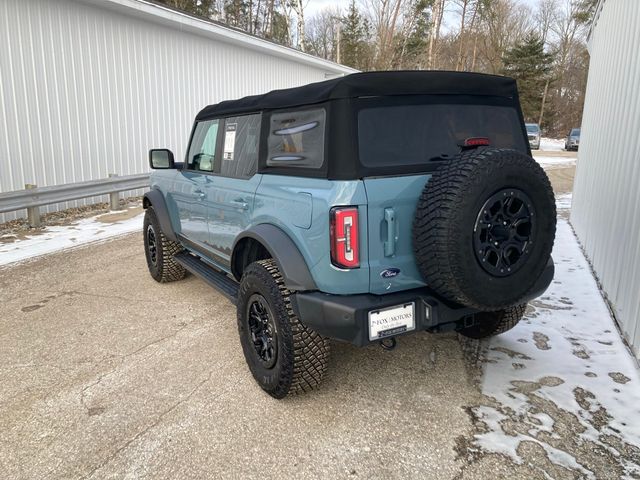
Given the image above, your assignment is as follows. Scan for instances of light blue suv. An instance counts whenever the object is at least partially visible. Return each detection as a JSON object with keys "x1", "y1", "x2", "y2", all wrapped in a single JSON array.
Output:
[{"x1": 143, "y1": 71, "x2": 556, "y2": 398}]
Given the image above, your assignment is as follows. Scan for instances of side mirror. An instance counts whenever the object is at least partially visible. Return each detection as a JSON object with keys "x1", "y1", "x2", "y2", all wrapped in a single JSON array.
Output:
[{"x1": 149, "y1": 149, "x2": 175, "y2": 169}]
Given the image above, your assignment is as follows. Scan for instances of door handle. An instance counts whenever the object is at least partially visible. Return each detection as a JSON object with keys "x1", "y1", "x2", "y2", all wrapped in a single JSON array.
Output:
[
  {"x1": 193, "y1": 188, "x2": 205, "y2": 199},
  {"x1": 231, "y1": 198, "x2": 249, "y2": 211},
  {"x1": 384, "y1": 207, "x2": 397, "y2": 257}
]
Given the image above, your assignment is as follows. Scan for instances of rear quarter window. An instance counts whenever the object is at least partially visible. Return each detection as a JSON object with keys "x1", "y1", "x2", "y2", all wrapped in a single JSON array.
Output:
[
  {"x1": 267, "y1": 109, "x2": 326, "y2": 169},
  {"x1": 358, "y1": 104, "x2": 526, "y2": 168}
]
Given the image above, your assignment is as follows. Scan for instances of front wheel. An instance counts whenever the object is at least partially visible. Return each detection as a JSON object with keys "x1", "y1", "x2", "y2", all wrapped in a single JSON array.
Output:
[
  {"x1": 143, "y1": 207, "x2": 186, "y2": 283},
  {"x1": 458, "y1": 304, "x2": 527, "y2": 339},
  {"x1": 237, "y1": 259, "x2": 330, "y2": 399}
]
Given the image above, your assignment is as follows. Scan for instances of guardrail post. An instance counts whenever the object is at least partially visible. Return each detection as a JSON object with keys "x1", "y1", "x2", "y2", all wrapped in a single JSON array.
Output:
[
  {"x1": 108, "y1": 174, "x2": 122, "y2": 211},
  {"x1": 25, "y1": 184, "x2": 41, "y2": 227}
]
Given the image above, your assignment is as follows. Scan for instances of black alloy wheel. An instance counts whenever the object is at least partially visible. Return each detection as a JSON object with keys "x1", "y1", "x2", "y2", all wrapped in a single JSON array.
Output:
[
  {"x1": 146, "y1": 224, "x2": 158, "y2": 266},
  {"x1": 246, "y1": 294, "x2": 278, "y2": 369},
  {"x1": 473, "y1": 189, "x2": 535, "y2": 277}
]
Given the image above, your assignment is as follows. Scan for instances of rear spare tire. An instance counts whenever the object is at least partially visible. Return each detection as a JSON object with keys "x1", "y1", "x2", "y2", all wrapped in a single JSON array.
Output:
[{"x1": 413, "y1": 148, "x2": 556, "y2": 311}]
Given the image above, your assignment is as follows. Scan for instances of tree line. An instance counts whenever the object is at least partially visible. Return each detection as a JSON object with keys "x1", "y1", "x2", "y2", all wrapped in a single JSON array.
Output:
[{"x1": 155, "y1": 0, "x2": 597, "y2": 137}]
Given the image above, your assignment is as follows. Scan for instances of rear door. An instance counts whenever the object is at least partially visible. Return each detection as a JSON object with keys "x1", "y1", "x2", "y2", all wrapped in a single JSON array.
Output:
[
  {"x1": 357, "y1": 99, "x2": 528, "y2": 294},
  {"x1": 363, "y1": 175, "x2": 430, "y2": 295},
  {"x1": 204, "y1": 114, "x2": 262, "y2": 264}
]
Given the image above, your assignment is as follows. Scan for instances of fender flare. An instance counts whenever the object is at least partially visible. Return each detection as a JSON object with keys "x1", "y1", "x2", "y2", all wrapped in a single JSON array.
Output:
[
  {"x1": 232, "y1": 224, "x2": 318, "y2": 292},
  {"x1": 143, "y1": 190, "x2": 178, "y2": 242}
]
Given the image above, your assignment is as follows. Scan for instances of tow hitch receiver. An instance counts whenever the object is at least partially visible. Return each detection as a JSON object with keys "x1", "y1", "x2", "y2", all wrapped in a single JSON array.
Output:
[{"x1": 379, "y1": 337, "x2": 397, "y2": 350}]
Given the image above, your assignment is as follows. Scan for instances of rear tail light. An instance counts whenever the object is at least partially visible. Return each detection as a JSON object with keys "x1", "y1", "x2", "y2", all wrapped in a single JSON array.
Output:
[
  {"x1": 463, "y1": 137, "x2": 490, "y2": 147},
  {"x1": 330, "y1": 207, "x2": 360, "y2": 269}
]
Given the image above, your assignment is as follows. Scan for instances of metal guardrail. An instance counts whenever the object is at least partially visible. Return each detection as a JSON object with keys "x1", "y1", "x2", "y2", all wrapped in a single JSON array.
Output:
[{"x1": 0, "y1": 173, "x2": 150, "y2": 226}]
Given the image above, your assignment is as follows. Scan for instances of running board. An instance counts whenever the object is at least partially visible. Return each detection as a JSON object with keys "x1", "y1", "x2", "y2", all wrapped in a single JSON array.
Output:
[{"x1": 173, "y1": 252, "x2": 238, "y2": 303}]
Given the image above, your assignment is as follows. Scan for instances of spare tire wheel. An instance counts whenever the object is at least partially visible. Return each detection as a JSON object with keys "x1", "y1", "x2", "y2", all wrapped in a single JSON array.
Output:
[{"x1": 413, "y1": 148, "x2": 556, "y2": 311}]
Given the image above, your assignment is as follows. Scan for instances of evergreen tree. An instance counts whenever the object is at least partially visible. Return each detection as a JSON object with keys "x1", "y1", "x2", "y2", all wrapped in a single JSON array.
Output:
[
  {"x1": 340, "y1": 1, "x2": 370, "y2": 70},
  {"x1": 502, "y1": 32, "x2": 554, "y2": 123},
  {"x1": 401, "y1": 0, "x2": 432, "y2": 69},
  {"x1": 224, "y1": 0, "x2": 250, "y2": 30}
]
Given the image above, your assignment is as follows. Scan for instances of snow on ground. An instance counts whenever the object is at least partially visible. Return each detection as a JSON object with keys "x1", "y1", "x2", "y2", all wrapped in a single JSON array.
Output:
[
  {"x1": 540, "y1": 137, "x2": 566, "y2": 152},
  {"x1": 531, "y1": 138, "x2": 576, "y2": 169},
  {"x1": 471, "y1": 195, "x2": 640, "y2": 478},
  {"x1": 555, "y1": 193, "x2": 573, "y2": 211},
  {"x1": 0, "y1": 209, "x2": 144, "y2": 266},
  {"x1": 533, "y1": 154, "x2": 577, "y2": 168}
]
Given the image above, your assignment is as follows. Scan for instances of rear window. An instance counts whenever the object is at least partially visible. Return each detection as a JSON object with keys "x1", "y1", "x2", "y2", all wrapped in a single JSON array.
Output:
[
  {"x1": 526, "y1": 124, "x2": 540, "y2": 133},
  {"x1": 570, "y1": 128, "x2": 581, "y2": 136},
  {"x1": 358, "y1": 104, "x2": 526, "y2": 168}
]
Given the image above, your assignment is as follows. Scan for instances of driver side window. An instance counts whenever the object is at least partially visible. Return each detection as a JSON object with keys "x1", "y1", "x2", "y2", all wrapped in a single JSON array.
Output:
[{"x1": 187, "y1": 119, "x2": 220, "y2": 172}]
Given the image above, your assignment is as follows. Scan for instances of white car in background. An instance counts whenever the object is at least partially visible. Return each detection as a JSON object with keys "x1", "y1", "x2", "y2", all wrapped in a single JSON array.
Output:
[{"x1": 526, "y1": 123, "x2": 541, "y2": 150}]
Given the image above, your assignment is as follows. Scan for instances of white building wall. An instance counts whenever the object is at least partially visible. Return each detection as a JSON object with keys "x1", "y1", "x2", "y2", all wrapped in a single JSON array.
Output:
[
  {"x1": 571, "y1": 0, "x2": 640, "y2": 358},
  {"x1": 0, "y1": 0, "x2": 355, "y2": 221}
]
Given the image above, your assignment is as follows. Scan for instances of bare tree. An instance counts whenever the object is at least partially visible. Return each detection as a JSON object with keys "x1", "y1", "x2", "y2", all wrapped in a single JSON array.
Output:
[
  {"x1": 305, "y1": 7, "x2": 342, "y2": 61},
  {"x1": 536, "y1": 0, "x2": 556, "y2": 45},
  {"x1": 427, "y1": 0, "x2": 446, "y2": 69},
  {"x1": 364, "y1": 0, "x2": 407, "y2": 69},
  {"x1": 292, "y1": 0, "x2": 306, "y2": 51}
]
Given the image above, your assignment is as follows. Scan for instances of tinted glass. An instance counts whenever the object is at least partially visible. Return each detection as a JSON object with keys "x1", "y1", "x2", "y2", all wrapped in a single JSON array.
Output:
[
  {"x1": 570, "y1": 128, "x2": 581, "y2": 136},
  {"x1": 267, "y1": 109, "x2": 325, "y2": 169},
  {"x1": 358, "y1": 104, "x2": 527, "y2": 168},
  {"x1": 187, "y1": 120, "x2": 220, "y2": 172},
  {"x1": 526, "y1": 124, "x2": 540, "y2": 133},
  {"x1": 220, "y1": 114, "x2": 261, "y2": 178}
]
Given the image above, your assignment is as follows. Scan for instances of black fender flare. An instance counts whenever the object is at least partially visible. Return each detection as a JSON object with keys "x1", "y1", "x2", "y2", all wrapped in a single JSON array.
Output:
[
  {"x1": 143, "y1": 190, "x2": 178, "y2": 242},
  {"x1": 232, "y1": 224, "x2": 318, "y2": 292}
]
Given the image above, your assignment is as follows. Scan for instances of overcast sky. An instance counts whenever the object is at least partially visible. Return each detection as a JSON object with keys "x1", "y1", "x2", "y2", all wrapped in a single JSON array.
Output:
[{"x1": 305, "y1": 0, "x2": 540, "y2": 25}]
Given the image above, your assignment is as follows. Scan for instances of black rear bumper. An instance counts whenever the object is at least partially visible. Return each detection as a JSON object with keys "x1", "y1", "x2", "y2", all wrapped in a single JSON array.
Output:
[{"x1": 291, "y1": 258, "x2": 554, "y2": 347}]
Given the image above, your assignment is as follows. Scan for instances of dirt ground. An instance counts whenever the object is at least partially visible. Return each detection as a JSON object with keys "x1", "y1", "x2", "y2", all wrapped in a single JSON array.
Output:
[{"x1": 546, "y1": 166, "x2": 576, "y2": 196}]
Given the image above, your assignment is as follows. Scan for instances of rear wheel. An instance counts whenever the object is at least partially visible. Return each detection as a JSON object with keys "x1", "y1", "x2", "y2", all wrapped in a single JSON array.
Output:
[
  {"x1": 143, "y1": 207, "x2": 186, "y2": 283},
  {"x1": 237, "y1": 259, "x2": 330, "y2": 399},
  {"x1": 458, "y1": 304, "x2": 527, "y2": 339}
]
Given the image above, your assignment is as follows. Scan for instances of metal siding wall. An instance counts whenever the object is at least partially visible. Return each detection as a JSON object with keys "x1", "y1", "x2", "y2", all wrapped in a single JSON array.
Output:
[
  {"x1": 571, "y1": 0, "x2": 640, "y2": 358},
  {"x1": 0, "y1": 0, "x2": 346, "y2": 221}
]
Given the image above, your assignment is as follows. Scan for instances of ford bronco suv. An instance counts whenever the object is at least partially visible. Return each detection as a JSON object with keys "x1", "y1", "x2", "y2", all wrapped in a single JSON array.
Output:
[{"x1": 143, "y1": 71, "x2": 556, "y2": 399}]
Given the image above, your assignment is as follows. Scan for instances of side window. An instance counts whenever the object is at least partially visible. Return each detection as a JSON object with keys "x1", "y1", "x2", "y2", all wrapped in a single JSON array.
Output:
[
  {"x1": 220, "y1": 114, "x2": 261, "y2": 178},
  {"x1": 187, "y1": 119, "x2": 220, "y2": 172},
  {"x1": 267, "y1": 109, "x2": 325, "y2": 169}
]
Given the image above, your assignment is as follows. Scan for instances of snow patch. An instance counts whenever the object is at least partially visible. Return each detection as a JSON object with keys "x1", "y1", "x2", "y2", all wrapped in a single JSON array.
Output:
[
  {"x1": 540, "y1": 137, "x2": 565, "y2": 152},
  {"x1": 555, "y1": 193, "x2": 572, "y2": 211},
  {"x1": 533, "y1": 155, "x2": 576, "y2": 168},
  {"x1": 473, "y1": 218, "x2": 640, "y2": 476},
  {"x1": 0, "y1": 210, "x2": 144, "y2": 266}
]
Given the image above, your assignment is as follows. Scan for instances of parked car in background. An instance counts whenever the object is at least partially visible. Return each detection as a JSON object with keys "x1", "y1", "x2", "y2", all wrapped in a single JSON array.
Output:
[
  {"x1": 565, "y1": 128, "x2": 581, "y2": 151},
  {"x1": 526, "y1": 123, "x2": 541, "y2": 149}
]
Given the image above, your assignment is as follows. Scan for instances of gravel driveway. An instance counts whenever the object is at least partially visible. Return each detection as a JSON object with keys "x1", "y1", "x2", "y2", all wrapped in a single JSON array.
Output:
[{"x1": 1, "y1": 155, "x2": 639, "y2": 479}]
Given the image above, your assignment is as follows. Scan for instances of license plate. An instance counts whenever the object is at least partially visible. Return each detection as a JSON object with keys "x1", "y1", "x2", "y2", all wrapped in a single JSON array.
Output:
[{"x1": 368, "y1": 303, "x2": 415, "y2": 341}]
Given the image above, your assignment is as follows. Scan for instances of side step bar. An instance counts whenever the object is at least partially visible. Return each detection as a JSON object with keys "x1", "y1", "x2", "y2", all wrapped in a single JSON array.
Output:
[{"x1": 173, "y1": 252, "x2": 239, "y2": 303}]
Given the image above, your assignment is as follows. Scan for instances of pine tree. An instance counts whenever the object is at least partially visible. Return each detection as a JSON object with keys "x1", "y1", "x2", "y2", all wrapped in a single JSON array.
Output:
[
  {"x1": 502, "y1": 33, "x2": 554, "y2": 123},
  {"x1": 401, "y1": 0, "x2": 432, "y2": 69},
  {"x1": 224, "y1": 0, "x2": 250, "y2": 30},
  {"x1": 340, "y1": 1, "x2": 370, "y2": 70}
]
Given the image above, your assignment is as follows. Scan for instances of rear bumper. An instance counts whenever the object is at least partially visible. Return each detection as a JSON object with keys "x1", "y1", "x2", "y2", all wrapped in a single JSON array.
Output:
[{"x1": 291, "y1": 258, "x2": 554, "y2": 346}]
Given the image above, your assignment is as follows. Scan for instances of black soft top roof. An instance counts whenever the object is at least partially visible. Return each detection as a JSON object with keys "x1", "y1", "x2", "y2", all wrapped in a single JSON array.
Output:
[{"x1": 195, "y1": 71, "x2": 518, "y2": 120}]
